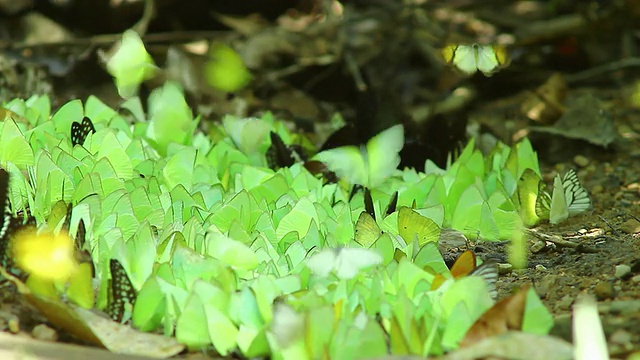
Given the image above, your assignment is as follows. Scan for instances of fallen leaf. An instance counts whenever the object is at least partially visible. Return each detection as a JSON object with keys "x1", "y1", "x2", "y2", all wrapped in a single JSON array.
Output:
[
  {"x1": 460, "y1": 284, "x2": 530, "y2": 346},
  {"x1": 0, "y1": 267, "x2": 184, "y2": 358},
  {"x1": 440, "y1": 332, "x2": 572, "y2": 360}
]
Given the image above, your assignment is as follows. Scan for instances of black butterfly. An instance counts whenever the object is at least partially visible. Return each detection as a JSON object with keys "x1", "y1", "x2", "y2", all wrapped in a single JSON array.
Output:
[
  {"x1": 363, "y1": 187, "x2": 398, "y2": 221},
  {"x1": 107, "y1": 259, "x2": 137, "y2": 323},
  {"x1": 71, "y1": 117, "x2": 96, "y2": 146},
  {"x1": 266, "y1": 131, "x2": 310, "y2": 170},
  {"x1": 0, "y1": 169, "x2": 24, "y2": 273}
]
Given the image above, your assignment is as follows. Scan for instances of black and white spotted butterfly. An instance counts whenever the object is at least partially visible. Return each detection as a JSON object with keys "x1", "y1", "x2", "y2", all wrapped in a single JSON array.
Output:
[
  {"x1": 71, "y1": 117, "x2": 96, "y2": 147},
  {"x1": 535, "y1": 169, "x2": 591, "y2": 224},
  {"x1": 107, "y1": 259, "x2": 137, "y2": 323},
  {"x1": 0, "y1": 169, "x2": 24, "y2": 273}
]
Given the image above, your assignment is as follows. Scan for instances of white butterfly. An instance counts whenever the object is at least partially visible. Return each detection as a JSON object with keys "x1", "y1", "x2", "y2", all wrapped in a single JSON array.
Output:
[
  {"x1": 536, "y1": 169, "x2": 591, "y2": 224},
  {"x1": 442, "y1": 44, "x2": 509, "y2": 76},
  {"x1": 306, "y1": 247, "x2": 383, "y2": 280}
]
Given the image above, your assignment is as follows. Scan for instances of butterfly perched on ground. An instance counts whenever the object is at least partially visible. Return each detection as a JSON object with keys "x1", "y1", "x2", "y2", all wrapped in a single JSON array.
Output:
[
  {"x1": 535, "y1": 169, "x2": 591, "y2": 224},
  {"x1": 265, "y1": 131, "x2": 308, "y2": 170},
  {"x1": 441, "y1": 43, "x2": 509, "y2": 76},
  {"x1": 0, "y1": 169, "x2": 25, "y2": 274},
  {"x1": 431, "y1": 250, "x2": 499, "y2": 300},
  {"x1": 354, "y1": 188, "x2": 398, "y2": 247},
  {"x1": 70, "y1": 117, "x2": 96, "y2": 146},
  {"x1": 313, "y1": 124, "x2": 404, "y2": 189},
  {"x1": 107, "y1": 259, "x2": 137, "y2": 323}
]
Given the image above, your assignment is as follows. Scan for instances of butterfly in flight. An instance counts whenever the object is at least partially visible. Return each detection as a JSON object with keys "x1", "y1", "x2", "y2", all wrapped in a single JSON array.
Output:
[
  {"x1": 71, "y1": 117, "x2": 96, "y2": 147},
  {"x1": 107, "y1": 259, "x2": 137, "y2": 323}
]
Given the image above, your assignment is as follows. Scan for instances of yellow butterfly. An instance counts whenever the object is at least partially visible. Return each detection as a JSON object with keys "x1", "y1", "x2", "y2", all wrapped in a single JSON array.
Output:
[
  {"x1": 397, "y1": 207, "x2": 441, "y2": 246},
  {"x1": 442, "y1": 43, "x2": 509, "y2": 76}
]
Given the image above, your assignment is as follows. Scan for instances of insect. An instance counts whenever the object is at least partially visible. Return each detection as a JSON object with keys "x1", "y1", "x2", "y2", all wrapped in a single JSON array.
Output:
[
  {"x1": 71, "y1": 117, "x2": 96, "y2": 147},
  {"x1": 107, "y1": 259, "x2": 137, "y2": 323},
  {"x1": 536, "y1": 169, "x2": 591, "y2": 224},
  {"x1": 431, "y1": 250, "x2": 499, "y2": 300},
  {"x1": 266, "y1": 131, "x2": 300, "y2": 170},
  {"x1": 0, "y1": 169, "x2": 23, "y2": 273},
  {"x1": 442, "y1": 43, "x2": 509, "y2": 76},
  {"x1": 313, "y1": 124, "x2": 404, "y2": 189}
]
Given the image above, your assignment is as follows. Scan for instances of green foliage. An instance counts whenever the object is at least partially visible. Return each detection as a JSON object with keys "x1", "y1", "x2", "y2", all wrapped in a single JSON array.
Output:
[{"x1": 0, "y1": 83, "x2": 571, "y2": 358}]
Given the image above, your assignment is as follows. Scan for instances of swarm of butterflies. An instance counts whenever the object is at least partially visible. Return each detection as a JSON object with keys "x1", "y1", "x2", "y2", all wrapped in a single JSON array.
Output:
[
  {"x1": 1, "y1": 116, "x2": 136, "y2": 323},
  {"x1": 0, "y1": 104, "x2": 591, "y2": 325}
]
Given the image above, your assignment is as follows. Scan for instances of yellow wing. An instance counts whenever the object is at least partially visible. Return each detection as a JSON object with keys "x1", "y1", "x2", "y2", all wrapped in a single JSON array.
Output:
[{"x1": 398, "y1": 207, "x2": 441, "y2": 245}]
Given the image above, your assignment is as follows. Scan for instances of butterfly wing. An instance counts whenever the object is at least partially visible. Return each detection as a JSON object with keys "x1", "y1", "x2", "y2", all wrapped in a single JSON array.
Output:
[
  {"x1": 470, "y1": 259, "x2": 499, "y2": 300},
  {"x1": 517, "y1": 169, "x2": 543, "y2": 226},
  {"x1": 71, "y1": 117, "x2": 96, "y2": 146},
  {"x1": 384, "y1": 191, "x2": 398, "y2": 217},
  {"x1": 314, "y1": 146, "x2": 367, "y2": 186},
  {"x1": 107, "y1": 259, "x2": 137, "y2": 323},
  {"x1": 549, "y1": 174, "x2": 569, "y2": 224},
  {"x1": 450, "y1": 250, "x2": 476, "y2": 278},
  {"x1": 447, "y1": 45, "x2": 478, "y2": 74},
  {"x1": 398, "y1": 207, "x2": 441, "y2": 245},
  {"x1": 354, "y1": 212, "x2": 382, "y2": 247},
  {"x1": 266, "y1": 131, "x2": 296, "y2": 169},
  {"x1": 475, "y1": 45, "x2": 502, "y2": 76},
  {"x1": 562, "y1": 170, "x2": 591, "y2": 216},
  {"x1": 334, "y1": 248, "x2": 383, "y2": 280},
  {"x1": 365, "y1": 124, "x2": 404, "y2": 188}
]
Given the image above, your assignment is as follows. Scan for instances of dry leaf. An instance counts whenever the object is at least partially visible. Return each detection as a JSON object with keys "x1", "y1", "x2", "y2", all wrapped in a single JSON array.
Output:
[
  {"x1": 0, "y1": 267, "x2": 184, "y2": 358},
  {"x1": 460, "y1": 284, "x2": 530, "y2": 346}
]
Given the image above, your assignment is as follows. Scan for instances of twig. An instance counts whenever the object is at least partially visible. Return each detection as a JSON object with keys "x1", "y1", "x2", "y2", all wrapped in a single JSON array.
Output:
[
  {"x1": 0, "y1": 30, "x2": 228, "y2": 50},
  {"x1": 565, "y1": 58, "x2": 640, "y2": 84},
  {"x1": 525, "y1": 229, "x2": 599, "y2": 253},
  {"x1": 597, "y1": 215, "x2": 621, "y2": 237}
]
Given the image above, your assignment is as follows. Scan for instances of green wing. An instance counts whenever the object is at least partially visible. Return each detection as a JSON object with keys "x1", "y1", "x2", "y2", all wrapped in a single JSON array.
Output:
[
  {"x1": 365, "y1": 124, "x2": 404, "y2": 188},
  {"x1": 314, "y1": 146, "x2": 366, "y2": 186},
  {"x1": 549, "y1": 174, "x2": 568, "y2": 224}
]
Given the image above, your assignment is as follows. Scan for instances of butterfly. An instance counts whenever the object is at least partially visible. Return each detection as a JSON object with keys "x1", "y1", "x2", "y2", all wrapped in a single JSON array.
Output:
[
  {"x1": 431, "y1": 250, "x2": 499, "y2": 300},
  {"x1": 397, "y1": 207, "x2": 441, "y2": 246},
  {"x1": 306, "y1": 247, "x2": 383, "y2": 280},
  {"x1": 442, "y1": 43, "x2": 509, "y2": 76},
  {"x1": 71, "y1": 117, "x2": 96, "y2": 147},
  {"x1": 535, "y1": 169, "x2": 591, "y2": 224},
  {"x1": 354, "y1": 189, "x2": 398, "y2": 247},
  {"x1": 0, "y1": 168, "x2": 25, "y2": 274},
  {"x1": 107, "y1": 259, "x2": 137, "y2": 323},
  {"x1": 313, "y1": 124, "x2": 404, "y2": 189},
  {"x1": 265, "y1": 131, "x2": 309, "y2": 170}
]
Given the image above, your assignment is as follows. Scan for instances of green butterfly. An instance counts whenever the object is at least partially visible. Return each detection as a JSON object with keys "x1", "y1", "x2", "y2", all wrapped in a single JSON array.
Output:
[
  {"x1": 535, "y1": 169, "x2": 591, "y2": 224},
  {"x1": 313, "y1": 125, "x2": 404, "y2": 189}
]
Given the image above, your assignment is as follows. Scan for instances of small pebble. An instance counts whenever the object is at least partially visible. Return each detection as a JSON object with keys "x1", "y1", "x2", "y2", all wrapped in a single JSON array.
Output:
[
  {"x1": 615, "y1": 264, "x2": 632, "y2": 278},
  {"x1": 631, "y1": 274, "x2": 640, "y2": 283},
  {"x1": 535, "y1": 264, "x2": 547, "y2": 271},
  {"x1": 32, "y1": 324, "x2": 58, "y2": 342},
  {"x1": 557, "y1": 295, "x2": 574, "y2": 310},
  {"x1": 609, "y1": 329, "x2": 632, "y2": 345},
  {"x1": 530, "y1": 240, "x2": 546, "y2": 253},
  {"x1": 574, "y1": 155, "x2": 590, "y2": 167},
  {"x1": 594, "y1": 281, "x2": 615, "y2": 300},
  {"x1": 498, "y1": 263, "x2": 512, "y2": 275},
  {"x1": 620, "y1": 219, "x2": 640, "y2": 234}
]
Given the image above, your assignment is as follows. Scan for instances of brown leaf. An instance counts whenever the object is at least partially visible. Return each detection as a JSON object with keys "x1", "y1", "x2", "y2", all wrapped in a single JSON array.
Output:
[{"x1": 460, "y1": 284, "x2": 530, "y2": 347}]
